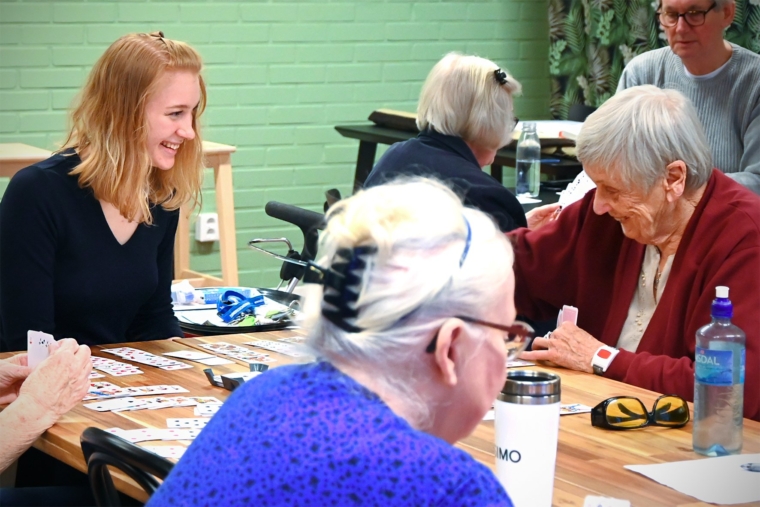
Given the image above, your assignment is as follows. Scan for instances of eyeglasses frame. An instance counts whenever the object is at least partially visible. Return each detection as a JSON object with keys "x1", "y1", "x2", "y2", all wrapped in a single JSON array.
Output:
[
  {"x1": 591, "y1": 394, "x2": 691, "y2": 431},
  {"x1": 656, "y1": 1, "x2": 717, "y2": 27},
  {"x1": 425, "y1": 316, "x2": 534, "y2": 354}
]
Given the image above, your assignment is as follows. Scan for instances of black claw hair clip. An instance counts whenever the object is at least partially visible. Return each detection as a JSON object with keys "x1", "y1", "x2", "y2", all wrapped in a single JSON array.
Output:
[
  {"x1": 248, "y1": 241, "x2": 376, "y2": 333},
  {"x1": 494, "y1": 68, "x2": 508, "y2": 85}
]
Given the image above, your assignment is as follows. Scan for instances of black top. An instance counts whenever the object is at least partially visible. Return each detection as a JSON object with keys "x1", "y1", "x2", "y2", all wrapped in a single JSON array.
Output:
[
  {"x1": 0, "y1": 151, "x2": 182, "y2": 352},
  {"x1": 364, "y1": 129, "x2": 527, "y2": 232}
]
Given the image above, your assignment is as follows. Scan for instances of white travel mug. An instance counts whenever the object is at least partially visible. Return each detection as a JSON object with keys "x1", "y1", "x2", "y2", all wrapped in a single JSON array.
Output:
[{"x1": 494, "y1": 370, "x2": 561, "y2": 507}]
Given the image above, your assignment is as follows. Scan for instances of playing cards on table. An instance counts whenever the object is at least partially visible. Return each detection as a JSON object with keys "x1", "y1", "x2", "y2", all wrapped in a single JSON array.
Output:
[{"x1": 103, "y1": 347, "x2": 192, "y2": 371}]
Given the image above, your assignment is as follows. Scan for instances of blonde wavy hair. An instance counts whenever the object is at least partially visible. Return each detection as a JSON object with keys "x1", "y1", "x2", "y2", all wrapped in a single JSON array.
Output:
[{"x1": 61, "y1": 32, "x2": 206, "y2": 224}]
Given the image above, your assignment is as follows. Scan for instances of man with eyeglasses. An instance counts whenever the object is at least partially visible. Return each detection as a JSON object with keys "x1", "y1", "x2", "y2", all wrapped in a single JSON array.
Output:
[{"x1": 617, "y1": 0, "x2": 760, "y2": 195}]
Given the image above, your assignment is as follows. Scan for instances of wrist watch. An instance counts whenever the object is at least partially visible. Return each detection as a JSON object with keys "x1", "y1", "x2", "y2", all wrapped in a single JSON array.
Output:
[{"x1": 591, "y1": 345, "x2": 619, "y2": 375}]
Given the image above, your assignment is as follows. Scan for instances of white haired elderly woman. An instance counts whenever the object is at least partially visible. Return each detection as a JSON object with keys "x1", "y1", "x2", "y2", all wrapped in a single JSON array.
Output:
[
  {"x1": 364, "y1": 52, "x2": 528, "y2": 232},
  {"x1": 148, "y1": 179, "x2": 528, "y2": 507},
  {"x1": 513, "y1": 85, "x2": 760, "y2": 421}
]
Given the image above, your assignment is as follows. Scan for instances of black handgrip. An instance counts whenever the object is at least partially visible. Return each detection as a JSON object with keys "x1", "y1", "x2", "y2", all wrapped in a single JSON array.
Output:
[
  {"x1": 265, "y1": 201, "x2": 324, "y2": 233},
  {"x1": 265, "y1": 201, "x2": 324, "y2": 262}
]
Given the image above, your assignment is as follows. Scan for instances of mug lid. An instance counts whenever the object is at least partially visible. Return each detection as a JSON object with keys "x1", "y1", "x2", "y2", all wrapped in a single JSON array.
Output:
[{"x1": 500, "y1": 370, "x2": 561, "y2": 397}]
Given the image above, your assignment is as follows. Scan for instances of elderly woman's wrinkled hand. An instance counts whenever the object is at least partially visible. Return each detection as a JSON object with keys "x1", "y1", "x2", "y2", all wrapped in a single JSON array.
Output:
[
  {"x1": 526, "y1": 203, "x2": 562, "y2": 231},
  {"x1": 520, "y1": 322, "x2": 604, "y2": 373},
  {"x1": 0, "y1": 354, "x2": 32, "y2": 405},
  {"x1": 18, "y1": 339, "x2": 92, "y2": 419}
]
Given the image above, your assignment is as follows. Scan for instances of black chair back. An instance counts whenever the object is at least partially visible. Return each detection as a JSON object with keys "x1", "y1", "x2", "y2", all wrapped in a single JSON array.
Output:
[{"x1": 80, "y1": 427, "x2": 174, "y2": 507}]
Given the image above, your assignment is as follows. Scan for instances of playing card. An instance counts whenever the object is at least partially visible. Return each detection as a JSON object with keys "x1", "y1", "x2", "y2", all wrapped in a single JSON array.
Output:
[
  {"x1": 194, "y1": 403, "x2": 221, "y2": 417},
  {"x1": 27, "y1": 330, "x2": 53, "y2": 369},
  {"x1": 84, "y1": 381, "x2": 124, "y2": 400},
  {"x1": 279, "y1": 335, "x2": 306, "y2": 344},
  {"x1": 105, "y1": 428, "x2": 168, "y2": 443},
  {"x1": 84, "y1": 384, "x2": 188, "y2": 401},
  {"x1": 557, "y1": 305, "x2": 579, "y2": 327},
  {"x1": 103, "y1": 347, "x2": 192, "y2": 371},
  {"x1": 84, "y1": 397, "x2": 148, "y2": 412},
  {"x1": 167, "y1": 418, "x2": 210, "y2": 429},
  {"x1": 189, "y1": 397, "x2": 222, "y2": 405},
  {"x1": 163, "y1": 428, "x2": 202, "y2": 441},
  {"x1": 198, "y1": 342, "x2": 272, "y2": 364},
  {"x1": 560, "y1": 403, "x2": 593, "y2": 415},
  {"x1": 91, "y1": 356, "x2": 144, "y2": 376},
  {"x1": 162, "y1": 351, "x2": 215, "y2": 360},
  {"x1": 89, "y1": 371, "x2": 105, "y2": 379},
  {"x1": 141, "y1": 445, "x2": 187, "y2": 460},
  {"x1": 245, "y1": 339, "x2": 307, "y2": 358}
]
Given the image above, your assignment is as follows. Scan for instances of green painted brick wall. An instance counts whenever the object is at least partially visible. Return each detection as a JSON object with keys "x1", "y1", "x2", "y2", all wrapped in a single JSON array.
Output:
[{"x1": 0, "y1": 0, "x2": 551, "y2": 288}]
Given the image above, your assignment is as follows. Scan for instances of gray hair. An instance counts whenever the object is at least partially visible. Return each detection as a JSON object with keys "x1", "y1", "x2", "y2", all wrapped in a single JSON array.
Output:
[
  {"x1": 302, "y1": 178, "x2": 514, "y2": 429},
  {"x1": 576, "y1": 85, "x2": 712, "y2": 192},
  {"x1": 417, "y1": 52, "x2": 522, "y2": 151}
]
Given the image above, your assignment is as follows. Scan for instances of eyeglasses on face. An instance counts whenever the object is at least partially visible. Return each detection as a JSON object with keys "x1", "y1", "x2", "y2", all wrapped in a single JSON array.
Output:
[
  {"x1": 425, "y1": 316, "x2": 534, "y2": 360},
  {"x1": 657, "y1": 1, "x2": 717, "y2": 27},
  {"x1": 591, "y1": 394, "x2": 690, "y2": 430}
]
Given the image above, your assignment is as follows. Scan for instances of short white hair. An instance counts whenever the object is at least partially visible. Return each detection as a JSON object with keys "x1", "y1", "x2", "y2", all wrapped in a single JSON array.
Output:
[
  {"x1": 417, "y1": 52, "x2": 522, "y2": 151},
  {"x1": 302, "y1": 178, "x2": 514, "y2": 429},
  {"x1": 576, "y1": 85, "x2": 712, "y2": 192}
]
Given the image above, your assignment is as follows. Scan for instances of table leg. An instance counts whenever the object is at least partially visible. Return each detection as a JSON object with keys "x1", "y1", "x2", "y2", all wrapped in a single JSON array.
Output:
[{"x1": 353, "y1": 140, "x2": 378, "y2": 194}]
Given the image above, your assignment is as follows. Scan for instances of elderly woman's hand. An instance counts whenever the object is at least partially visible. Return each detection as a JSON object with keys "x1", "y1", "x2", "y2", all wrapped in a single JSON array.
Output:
[
  {"x1": 0, "y1": 354, "x2": 32, "y2": 405},
  {"x1": 526, "y1": 203, "x2": 561, "y2": 231},
  {"x1": 18, "y1": 339, "x2": 92, "y2": 419},
  {"x1": 520, "y1": 322, "x2": 605, "y2": 373}
]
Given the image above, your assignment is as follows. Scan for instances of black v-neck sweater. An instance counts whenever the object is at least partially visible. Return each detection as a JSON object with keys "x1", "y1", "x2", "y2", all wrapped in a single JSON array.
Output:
[{"x1": 0, "y1": 151, "x2": 182, "y2": 351}]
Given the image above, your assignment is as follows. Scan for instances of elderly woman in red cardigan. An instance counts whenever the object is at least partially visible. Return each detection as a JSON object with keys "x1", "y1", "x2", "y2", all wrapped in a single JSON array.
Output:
[{"x1": 516, "y1": 85, "x2": 760, "y2": 421}]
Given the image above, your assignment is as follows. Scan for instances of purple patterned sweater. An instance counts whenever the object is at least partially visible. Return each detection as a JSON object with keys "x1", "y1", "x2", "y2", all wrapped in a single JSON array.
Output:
[{"x1": 148, "y1": 361, "x2": 512, "y2": 506}]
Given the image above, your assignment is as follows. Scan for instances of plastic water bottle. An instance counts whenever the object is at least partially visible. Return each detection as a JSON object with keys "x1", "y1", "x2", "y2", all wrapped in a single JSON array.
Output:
[
  {"x1": 693, "y1": 286, "x2": 745, "y2": 456},
  {"x1": 515, "y1": 122, "x2": 541, "y2": 197}
]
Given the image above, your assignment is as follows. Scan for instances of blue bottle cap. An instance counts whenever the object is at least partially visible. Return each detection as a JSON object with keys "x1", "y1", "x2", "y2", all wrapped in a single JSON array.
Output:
[{"x1": 711, "y1": 286, "x2": 732, "y2": 319}]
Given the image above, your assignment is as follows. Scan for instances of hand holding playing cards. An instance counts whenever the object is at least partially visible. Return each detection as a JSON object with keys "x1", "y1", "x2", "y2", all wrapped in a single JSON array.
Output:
[
  {"x1": 520, "y1": 322, "x2": 604, "y2": 373},
  {"x1": 19, "y1": 338, "x2": 92, "y2": 419},
  {"x1": 526, "y1": 203, "x2": 561, "y2": 231},
  {"x1": 0, "y1": 354, "x2": 32, "y2": 405}
]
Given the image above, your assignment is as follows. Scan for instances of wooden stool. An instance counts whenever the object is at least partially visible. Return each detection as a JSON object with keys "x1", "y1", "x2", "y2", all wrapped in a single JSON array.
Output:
[
  {"x1": 0, "y1": 143, "x2": 52, "y2": 178},
  {"x1": 173, "y1": 141, "x2": 239, "y2": 287}
]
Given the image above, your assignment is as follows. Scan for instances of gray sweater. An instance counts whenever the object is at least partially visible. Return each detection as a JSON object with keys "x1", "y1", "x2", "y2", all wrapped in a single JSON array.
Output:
[{"x1": 618, "y1": 43, "x2": 760, "y2": 195}]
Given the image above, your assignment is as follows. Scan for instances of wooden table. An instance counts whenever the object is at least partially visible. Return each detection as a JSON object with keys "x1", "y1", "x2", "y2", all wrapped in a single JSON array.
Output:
[
  {"x1": 3, "y1": 332, "x2": 759, "y2": 506},
  {"x1": 334, "y1": 124, "x2": 581, "y2": 193}
]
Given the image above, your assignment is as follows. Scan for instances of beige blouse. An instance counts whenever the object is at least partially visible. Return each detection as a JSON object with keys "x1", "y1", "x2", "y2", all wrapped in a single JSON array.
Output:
[{"x1": 616, "y1": 245, "x2": 675, "y2": 352}]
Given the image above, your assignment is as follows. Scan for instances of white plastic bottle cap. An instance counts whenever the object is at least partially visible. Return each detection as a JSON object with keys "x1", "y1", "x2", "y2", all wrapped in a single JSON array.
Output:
[{"x1": 715, "y1": 286, "x2": 729, "y2": 298}]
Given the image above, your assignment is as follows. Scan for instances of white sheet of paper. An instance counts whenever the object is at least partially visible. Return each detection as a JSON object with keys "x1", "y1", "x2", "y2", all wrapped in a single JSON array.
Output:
[
  {"x1": 513, "y1": 120, "x2": 584, "y2": 140},
  {"x1": 624, "y1": 453, "x2": 760, "y2": 505},
  {"x1": 27, "y1": 330, "x2": 53, "y2": 369},
  {"x1": 516, "y1": 195, "x2": 541, "y2": 205},
  {"x1": 196, "y1": 357, "x2": 234, "y2": 366}
]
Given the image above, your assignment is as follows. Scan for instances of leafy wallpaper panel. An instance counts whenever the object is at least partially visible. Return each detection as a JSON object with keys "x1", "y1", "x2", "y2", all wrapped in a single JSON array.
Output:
[{"x1": 549, "y1": 0, "x2": 760, "y2": 119}]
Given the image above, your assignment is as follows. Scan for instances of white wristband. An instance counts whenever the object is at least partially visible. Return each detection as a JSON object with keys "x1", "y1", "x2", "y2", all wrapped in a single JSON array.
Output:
[{"x1": 591, "y1": 345, "x2": 619, "y2": 375}]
